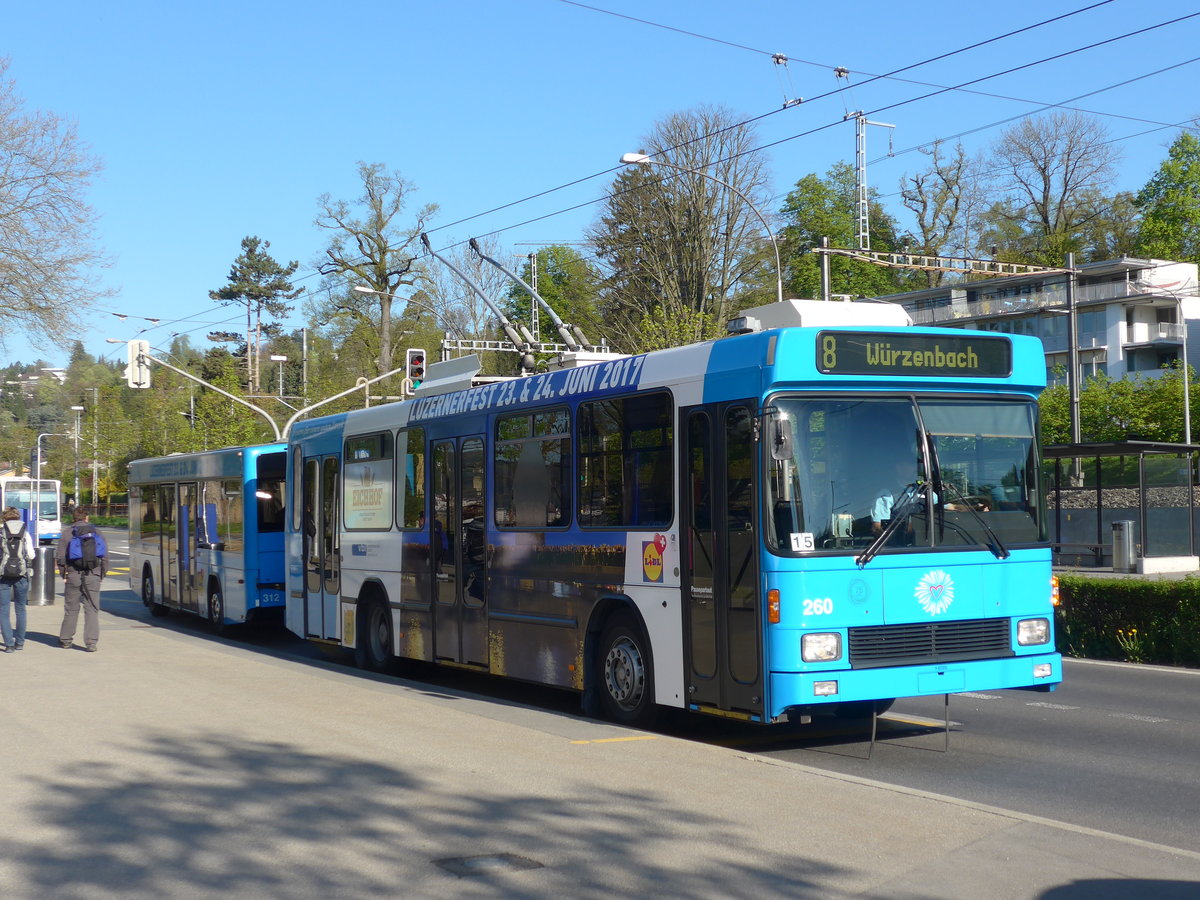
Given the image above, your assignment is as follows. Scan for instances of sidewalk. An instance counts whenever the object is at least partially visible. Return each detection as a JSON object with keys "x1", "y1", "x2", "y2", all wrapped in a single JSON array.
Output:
[{"x1": 2, "y1": 585, "x2": 1198, "y2": 899}]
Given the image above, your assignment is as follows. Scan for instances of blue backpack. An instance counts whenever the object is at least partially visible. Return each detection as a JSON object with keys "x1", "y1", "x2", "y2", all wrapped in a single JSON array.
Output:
[{"x1": 67, "y1": 526, "x2": 107, "y2": 570}]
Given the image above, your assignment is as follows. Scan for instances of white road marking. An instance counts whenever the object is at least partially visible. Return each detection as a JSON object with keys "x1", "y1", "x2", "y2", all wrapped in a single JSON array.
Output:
[{"x1": 1107, "y1": 713, "x2": 1169, "y2": 724}]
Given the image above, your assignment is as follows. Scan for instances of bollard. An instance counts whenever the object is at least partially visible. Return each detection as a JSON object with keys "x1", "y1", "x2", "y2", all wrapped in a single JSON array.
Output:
[
  {"x1": 28, "y1": 546, "x2": 57, "y2": 606},
  {"x1": 1112, "y1": 520, "x2": 1136, "y2": 574}
]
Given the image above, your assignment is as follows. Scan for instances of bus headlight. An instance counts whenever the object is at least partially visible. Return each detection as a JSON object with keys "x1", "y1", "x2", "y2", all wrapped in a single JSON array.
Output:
[
  {"x1": 1017, "y1": 617, "x2": 1051, "y2": 646},
  {"x1": 802, "y1": 632, "x2": 842, "y2": 662}
]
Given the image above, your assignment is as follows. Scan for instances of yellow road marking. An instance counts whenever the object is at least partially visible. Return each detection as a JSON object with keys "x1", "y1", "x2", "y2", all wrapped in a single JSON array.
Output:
[
  {"x1": 570, "y1": 735, "x2": 658, "y2": 745},
  {"x1": 881, "y1": 713, "x2": 960, "y2": 728}
]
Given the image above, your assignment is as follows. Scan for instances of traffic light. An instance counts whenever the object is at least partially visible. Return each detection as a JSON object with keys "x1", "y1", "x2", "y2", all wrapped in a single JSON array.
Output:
[
  {"x1": 406, "y1": 348, "x2": 426, "y2": 394},
  {"x1": 125, "y1": 339, "x2": 151, "y2": 389}
]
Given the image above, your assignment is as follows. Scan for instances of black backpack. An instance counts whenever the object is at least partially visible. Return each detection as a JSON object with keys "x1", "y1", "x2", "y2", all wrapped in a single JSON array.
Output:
[{"x1": 2, "y1": 523, "x2": 27, "y2": 580}]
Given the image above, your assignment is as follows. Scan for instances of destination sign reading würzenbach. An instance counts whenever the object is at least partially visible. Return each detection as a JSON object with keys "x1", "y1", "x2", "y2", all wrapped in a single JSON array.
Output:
[{"x1": 816, "y1": 331, "x2": 1013, "y2": 378}]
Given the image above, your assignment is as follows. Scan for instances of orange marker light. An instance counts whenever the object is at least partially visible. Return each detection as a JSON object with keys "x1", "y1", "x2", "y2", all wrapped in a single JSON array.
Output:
[
  {"x1": 1050, "y1": 575, "x2": 1060, "y2": 607},
  {"x1": 768, "y1": 589, "x2": 780, "y2": 624}
]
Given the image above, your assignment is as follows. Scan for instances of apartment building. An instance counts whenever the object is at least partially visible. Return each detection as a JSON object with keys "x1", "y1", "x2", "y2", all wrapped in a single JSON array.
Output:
[{"x1": 877, "y1": 257, "x2": 1200, "y2": 387}]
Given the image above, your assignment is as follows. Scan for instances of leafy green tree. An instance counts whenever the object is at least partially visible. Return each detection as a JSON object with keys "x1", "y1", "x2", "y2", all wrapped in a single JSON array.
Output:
[
  {"x1": 1135, "y1": 130, "x2": 1200, "y2": 263},
  {"x1": 779, "y1": 162, "x2": 913, "y2": 299},
  {"x1": 209, "y1": 236, "x2": 301, "y2": 393},
  {"x1": 502, "y1": 244, "x2": 603, "y2": 346},
  {"x1": 1040, "y1": 364, "x2": 1195, "y2": 444},
  {"x1": 1078, "y1": 190, "x2": 1141, "y2": 261}
]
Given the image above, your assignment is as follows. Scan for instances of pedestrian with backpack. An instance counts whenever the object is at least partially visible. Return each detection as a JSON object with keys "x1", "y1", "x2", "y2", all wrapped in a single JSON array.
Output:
[
  {"x1": 0, "y1": 506, "x2": 36, "y2": 653},
  {"x1": 56, "y1": 508, "x2": 107, "y2": 652}
]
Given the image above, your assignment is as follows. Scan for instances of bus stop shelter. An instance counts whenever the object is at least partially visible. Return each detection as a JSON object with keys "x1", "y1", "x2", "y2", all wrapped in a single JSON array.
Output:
[{"x1": 1043, "y1": 441, "x2": 1199, "y2": 574}]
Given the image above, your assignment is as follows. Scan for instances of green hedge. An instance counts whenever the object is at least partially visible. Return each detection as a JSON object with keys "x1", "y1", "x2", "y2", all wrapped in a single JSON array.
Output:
[
  {"x1": 91, "y1": 516, "x2": 128, "y2": 528},
  {"x1": 1056, "y1": 574, "x2": 1200, "y2": 666}
]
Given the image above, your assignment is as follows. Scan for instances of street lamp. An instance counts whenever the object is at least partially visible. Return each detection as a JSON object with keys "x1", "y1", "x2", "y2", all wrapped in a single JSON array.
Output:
[
  {"x1": 619, "y1": 152, "x2": 784, "y2": 305},
  {"x1": 70, "y1": 405, "x2": 84, "y2": 506}
]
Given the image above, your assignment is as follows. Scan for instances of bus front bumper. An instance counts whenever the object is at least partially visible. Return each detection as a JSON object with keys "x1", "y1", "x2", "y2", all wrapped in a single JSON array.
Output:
[{"x1": 768, "y1": 652, "x2": 1062, "y2": 719}]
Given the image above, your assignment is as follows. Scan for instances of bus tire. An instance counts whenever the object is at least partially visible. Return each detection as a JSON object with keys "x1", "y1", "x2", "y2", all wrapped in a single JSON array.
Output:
[
  {"x1": 596, "y1": 613, "x2": 657, "y2": 728},
  {"x1": 207, "y1": 584, "x2": 228, "y2": 635},
  {"x1": 354, "y1": 600, "x2": 392, "y2": 673},
  {"x1": 833, "y1": 698, "x2": 895, "y2": 720},
  {"x1": 143, "y1": 568, "x2": 168, "y2": 618}
]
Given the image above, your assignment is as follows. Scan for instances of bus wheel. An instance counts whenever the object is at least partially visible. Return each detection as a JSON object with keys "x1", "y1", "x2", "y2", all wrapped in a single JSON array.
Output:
[
  {"x1": 596, "y1": 614, "x2": 657, "y2": 728},
  {"x1": 207, "y1": 587, "x2": 228, "y2": 634},
  {"x1": 354, "y1": 600, "x2": 392, "y2": 673},
  {"x1": 833, "y1": 698, "x2": 895, "y2": 720},
  {"x1": 143, "y1": 569, "x2": 168, "y2": 618}
]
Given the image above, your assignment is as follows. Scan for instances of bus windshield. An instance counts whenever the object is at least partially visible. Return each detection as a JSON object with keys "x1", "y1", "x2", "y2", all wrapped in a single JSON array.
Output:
[
  {"x1": 4, "y1": 480, "x2": 60, "y2": 520},
  {"x1": 765, "y1": 396, "x2": 1044, "y2": 555}
]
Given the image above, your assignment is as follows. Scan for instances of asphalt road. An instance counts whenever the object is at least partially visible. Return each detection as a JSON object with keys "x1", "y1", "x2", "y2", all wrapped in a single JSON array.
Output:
[
  {"x1": 98, "y1": 528, "x2": 1200, "y2": 856},
  {"x1": 695, "y1": 659, "x2": 1200, "y2": 855}
]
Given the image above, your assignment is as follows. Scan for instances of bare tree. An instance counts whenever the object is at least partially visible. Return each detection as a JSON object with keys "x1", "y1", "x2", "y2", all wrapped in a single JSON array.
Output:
[
  {"x1": 423, "y1": 235, "x2": 510, "y2": 341},
  {"x1": 901, "y1": 142, "x2": 987, "y2": 285},
  {"x1": 590, "y1": 105, "x2": 774, "y2": 351},
  {"x1": 314, "y1": 162, "x2": 436, "y2": 376},
  {"x1": 0, "y1": 59, "x2": 109, "y2": 351},
  {"x1": 983, "y1": 111, "x2": 1120, "y2": 263}
]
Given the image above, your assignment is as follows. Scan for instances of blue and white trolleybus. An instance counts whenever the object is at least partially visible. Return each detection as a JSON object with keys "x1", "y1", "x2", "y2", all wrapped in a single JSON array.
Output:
[
  {"x1": 283, "y1": 299, "x2": 1062, "y2": 725},
  {"x1": 128, "y1": 444, "x2": 287, "y2": 628},
  {"x1": 0, "y1": 476, "x2": 63, "y2": 543}
]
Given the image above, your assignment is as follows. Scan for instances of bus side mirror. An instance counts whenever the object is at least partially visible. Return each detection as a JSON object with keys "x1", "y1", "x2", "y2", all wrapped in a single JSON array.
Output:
[{"x1": 770, "y1": 419, "x2": 793, "y2": 461}]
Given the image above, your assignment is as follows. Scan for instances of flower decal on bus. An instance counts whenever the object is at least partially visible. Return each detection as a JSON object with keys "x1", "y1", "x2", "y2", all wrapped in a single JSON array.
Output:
[{"x1": 915, "y1": 569, "x2": 955, "y2": 616}]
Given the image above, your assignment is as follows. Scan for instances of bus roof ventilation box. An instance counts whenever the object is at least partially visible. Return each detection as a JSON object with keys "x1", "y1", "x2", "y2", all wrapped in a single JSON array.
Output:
[
  {"x1": 413, "y1": 355, "x2": 486, "y2": 398},
  {"x1": 727, "y1": 299, "x2": 912, "y2": 334},
  {"x1": 546, "y1": 350, "x2": 629, "y2": 371}
]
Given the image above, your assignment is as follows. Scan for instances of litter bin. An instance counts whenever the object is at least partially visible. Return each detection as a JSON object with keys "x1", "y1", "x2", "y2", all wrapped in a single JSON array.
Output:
[
  {"x1": 28, "y1": 546, "x2": 56, "y2": 606},
  {"x1": 1112, "y1": 520, "x2": 1136, "y2": 573}
]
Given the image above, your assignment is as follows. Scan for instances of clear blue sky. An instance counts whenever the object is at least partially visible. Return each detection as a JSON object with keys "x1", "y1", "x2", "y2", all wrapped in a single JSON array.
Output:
[{"x1": 5, "y1": 0, "x2": 1198, "y2": 369}]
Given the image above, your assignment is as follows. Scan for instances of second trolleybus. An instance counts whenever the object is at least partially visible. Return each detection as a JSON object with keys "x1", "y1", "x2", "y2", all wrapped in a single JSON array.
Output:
[
  {"x1": 0, "y1": 476, "x2": 63, "y2": 544},
  {"x1": 283, "y1": 299, "x2": 1062, "y2": 725},
  {"x1": 128, "y1": 444, "x2": 287, "y2": 628}
]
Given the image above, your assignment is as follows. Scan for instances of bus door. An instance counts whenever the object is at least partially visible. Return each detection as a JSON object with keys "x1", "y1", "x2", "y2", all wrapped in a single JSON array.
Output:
[
  {"x1": 302, "y1": 455, "x2": 341, "y2": 640},
  {"x1": 177, "y1": 482, "x2": 201, "y2": 614},
  {"x1": 161, "y1": 484, "x2": 178, "y2": 605},
  {"x1": 681, "y1": 403, "x2": 762, "y2": 716},
  {"x1": 431, "y1": 436, "x2": 488, "y2": 667}
]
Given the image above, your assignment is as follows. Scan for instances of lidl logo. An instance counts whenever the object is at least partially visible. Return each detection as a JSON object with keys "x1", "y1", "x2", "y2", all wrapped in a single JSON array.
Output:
[{"x1": 642, "y1": 534, "x2": 667, "y2": 583}]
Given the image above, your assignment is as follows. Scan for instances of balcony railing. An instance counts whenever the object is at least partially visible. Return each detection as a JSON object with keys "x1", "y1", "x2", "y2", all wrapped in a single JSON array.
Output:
[
  {"x1": 903, "y1": 278, "x2": 1169, "y2": 326},
  {"x1": 1124, "y1": 322, "x2": 1186, "y2": 345}
]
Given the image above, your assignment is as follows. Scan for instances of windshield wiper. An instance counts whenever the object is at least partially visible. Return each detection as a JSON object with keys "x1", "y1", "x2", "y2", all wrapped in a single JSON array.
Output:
[
  {"x1": 941, "y1": 479, "x2": 1010, "y2": 559},
  {"x1": 856, "y1": 482, "x2": 920, "y2": 568}
]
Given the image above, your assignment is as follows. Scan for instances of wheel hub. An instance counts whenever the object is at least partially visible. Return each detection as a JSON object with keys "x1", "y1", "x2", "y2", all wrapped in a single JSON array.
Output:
[{"x1": 604, "y1": 636, "x2": 644, "y2": 708}]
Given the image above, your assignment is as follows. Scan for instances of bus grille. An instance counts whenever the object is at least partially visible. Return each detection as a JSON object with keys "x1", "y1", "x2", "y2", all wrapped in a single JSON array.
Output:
[{"x1": 848, "y1": 618, "x2": 1013, "y2": 669}]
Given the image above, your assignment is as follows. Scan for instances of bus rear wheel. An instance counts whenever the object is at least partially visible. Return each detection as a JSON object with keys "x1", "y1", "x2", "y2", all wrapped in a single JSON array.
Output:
[
  {"x1": 143, "y1": 569, "x2": 168, "y2": 618},
  {"x1": 596, "y1": 613, "x2": 657, "y2": 728},
  {"x1": 208, "y1": 586, "x2": 229, "y2": 635},
  {"x1": 354, "y1": 600, "x2": 392, "y2": 673}
]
